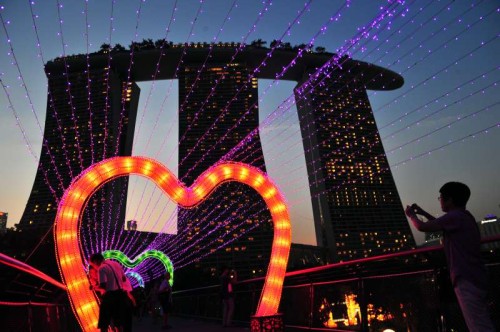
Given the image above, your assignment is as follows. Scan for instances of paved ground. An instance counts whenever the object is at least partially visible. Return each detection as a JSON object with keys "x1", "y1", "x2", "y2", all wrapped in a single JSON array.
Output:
[{"x1": 133, "y1": 316, "x2": 250, "y2": 331}]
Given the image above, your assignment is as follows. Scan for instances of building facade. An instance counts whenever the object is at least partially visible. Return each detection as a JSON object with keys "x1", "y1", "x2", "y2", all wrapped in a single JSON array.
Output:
[
  {"x1": 17, "y1": 64, "x2": 139, "y2": 242},
  {"x1": 294, "y1": 69, "x2": 415, "y2": 262},
  {"x1": 177, "y1": 62, "x2": 273, "y2": 280},
  {"x1": 479, "y1": 215, "x2": 500, "y2": 251},
  {"x1": 15, "y1": 45, "x2": 412, "y2": 282},
  {"x1": 0, "y1": 212, "x2": 7, "y2": 234}
]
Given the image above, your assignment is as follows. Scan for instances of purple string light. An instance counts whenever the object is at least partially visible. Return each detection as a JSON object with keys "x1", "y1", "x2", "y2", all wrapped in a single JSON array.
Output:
[
  {"x1": 123, "y1": 1, "x2": 278, "y2": 257},
  {"x1": 1, "y1": 0, "x2": 497, "y2": 279},
  {"x1": 125, "y1": 0, "x2": 406, "y2": 268},
  {"x1": 54, "y1": 0, "x2": 85, "y2": 173}
]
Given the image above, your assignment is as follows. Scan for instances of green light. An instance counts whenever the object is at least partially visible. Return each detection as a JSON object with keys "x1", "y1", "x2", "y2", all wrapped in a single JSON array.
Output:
[{"x1": 102, "y1": 249, "x2": 174, "y2": 286}]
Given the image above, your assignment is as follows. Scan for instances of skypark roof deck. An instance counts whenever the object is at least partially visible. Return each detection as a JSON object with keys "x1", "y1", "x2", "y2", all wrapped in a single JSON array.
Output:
[{"x1": 46, "y1": 46, "x2": 403, "y2": 90}]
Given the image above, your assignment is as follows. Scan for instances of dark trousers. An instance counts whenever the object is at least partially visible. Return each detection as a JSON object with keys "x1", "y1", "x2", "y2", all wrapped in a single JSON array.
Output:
[{"x1": 98, "y1": 290, "x2": 133, "y2": 332}]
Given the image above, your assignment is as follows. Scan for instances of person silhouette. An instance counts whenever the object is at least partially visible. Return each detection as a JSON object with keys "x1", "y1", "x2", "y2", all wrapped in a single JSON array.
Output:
[
  {"x1": 405, "y1": 182, "x2": 495, "y2": 332},
  {"x1": 89, "y1": 253, "x2": 133, "y2": 332},
  {"x1": 158, "y1": 272, "x2": 173, "y2": 329},
  {"x1": 220, "y1": 266, "x2": 237, "y2": 327}
]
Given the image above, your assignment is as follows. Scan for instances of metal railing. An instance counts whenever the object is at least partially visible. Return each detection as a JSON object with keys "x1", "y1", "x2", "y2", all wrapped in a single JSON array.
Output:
[
  {"x1": 1, "y1": 237, "x2": 498, "y2": 331},
  {"x1": 172, "y1": 236, "x2": 500, "y2": 331},
  {"x1": 0, "y1": 302, "x2": 79, "y2": 332}
]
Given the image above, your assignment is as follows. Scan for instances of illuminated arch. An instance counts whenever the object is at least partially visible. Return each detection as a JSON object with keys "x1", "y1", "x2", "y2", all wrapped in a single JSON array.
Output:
[
  {"x1": 54, "y1": 156, "x2": 291, "y2": 332},
  {"x1": 125, "y1": 271, "x2": 145, "y2": 288},
  {"x1": 103, "y1": 249, "x2": 174, "y2": 286}
]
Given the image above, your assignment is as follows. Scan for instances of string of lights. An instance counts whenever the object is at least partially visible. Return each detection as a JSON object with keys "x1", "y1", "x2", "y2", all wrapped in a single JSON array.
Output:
[
  {"x1": 252, "y1": 64, "x2": 498, "y2": 177},
  {"x1": 130, "y1": 0, "x2": 345, "y2": 250},
  {"x1": 124, "y1": 0, "x2": 238, "y2": 246},
  {"x1": 121, "y1": 3, "x2": 256, "y2": 256},
  {"x1": 0, "y1": 1, "x2": 497, "y2": 295},
  {"x1": 120, "y1": 0, "x2": 220, "y2": 257},
  {"x1": 265, "y1": 80, "x2": 498, "y2": 202},
  {"x1": 54, "y1": 0, "x2": 85, "y2": 173},
  {"x1": 100, "y1": 0, "x2": 117, "y2": 161},
  {"x1": 131, "y1": 0, "x2": 179, "y2": 148},
  {"x1": 83, "y1": 0, "x2": 95, "y2": 166},
  {"x1": 0, "y1": 2, "x2": 93, "y2": 271},
  {"x1": 129, "y1": 0, "x2": 410, "y2": 270},
  {"x1": 236, "y1": 0, "x2": 496, "y2": 171},
  {"x1": 125, "y1": 0, "x2": 277, "y2": 249},
  {"x1": 120, "y1": 0, "x2": 308, "y2": 256},
  {"x1": 0, "y1": 11, "x2": 69, "y2": 195},
  {"x1": 225, "y1": 2, "x2": 413, "y2": 166},
  {"x1": 378, "y1": 34, "x2": 499, "y2": 128},
  {"x1": 227, "y1": 0, "x2": 413, "y2": 164},
  {"x1": 145, "y1": 0, "x2": 406, "y2": 266},
  {"x1": 102, "y1": 0, "x2": 152, "y2": 255},
  {"x1": 84, "y1": 0, "x2": 118, "y2": 257},
  {"x1": 88, "y1": 0, "x2": 494, "y2": 274},
  {"x1": 156, "y1": 0, "x2": 273, "y2": 167}
]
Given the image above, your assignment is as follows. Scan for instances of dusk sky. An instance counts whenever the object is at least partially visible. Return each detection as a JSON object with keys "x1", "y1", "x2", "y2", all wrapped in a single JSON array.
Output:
[{"x1": 0, "y1": 0, "x2": 498, "y2": 246}]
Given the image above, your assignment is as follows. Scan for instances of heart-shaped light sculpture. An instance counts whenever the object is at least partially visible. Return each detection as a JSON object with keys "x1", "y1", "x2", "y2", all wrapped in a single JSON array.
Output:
[
  {"x1": 103, "y1": 249, "x2": 174, "y2": 286},
  {"x1": 54, "y1": 156, "x2": 291, "y2": 332}
]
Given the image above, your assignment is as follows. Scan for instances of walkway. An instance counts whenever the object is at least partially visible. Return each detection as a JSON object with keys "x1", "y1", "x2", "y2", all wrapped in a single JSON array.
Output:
[{"x1": 133, "y1": 316, "x2": 250, "y2": 331}]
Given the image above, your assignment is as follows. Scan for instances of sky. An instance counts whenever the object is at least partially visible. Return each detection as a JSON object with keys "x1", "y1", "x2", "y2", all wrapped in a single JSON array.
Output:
[{"x1": 0, "y1": 0, "x2": 499, "y2": 246}]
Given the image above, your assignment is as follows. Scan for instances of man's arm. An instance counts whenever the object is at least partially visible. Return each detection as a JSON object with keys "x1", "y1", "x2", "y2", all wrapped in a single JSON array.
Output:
[
  {"x1": 411, "y1": 204, "x2": 436, "y2": 221},
  {"x1": 405, "y1": 205, "x2": 443, "y2": 232},
  {"x1": 94, "y1": 284, "x2": 106, "y2": 294}
]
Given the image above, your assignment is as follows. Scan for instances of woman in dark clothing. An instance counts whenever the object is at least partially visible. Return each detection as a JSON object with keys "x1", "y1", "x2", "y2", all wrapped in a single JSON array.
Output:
[
  {"x1": 158, "y1": 272, "x2": 173, "y2": 329},
  {"x1": 220, "y1": 266, "x2": 237, "y2": 327}
]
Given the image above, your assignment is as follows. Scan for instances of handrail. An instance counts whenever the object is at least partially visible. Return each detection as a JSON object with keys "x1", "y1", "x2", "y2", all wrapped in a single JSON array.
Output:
[
  {"x1": 171, "y1": 235, "x2": 500, "y2": 332},
  {"x1": 0, "y1": 252, "x2": 66, "y2": 290},
  {"x1": 0, "y1": 301, "x2": 65, "y2": 307},
  {"x1": 173, "y1": 234, "x2": 500, "y2": 293}
]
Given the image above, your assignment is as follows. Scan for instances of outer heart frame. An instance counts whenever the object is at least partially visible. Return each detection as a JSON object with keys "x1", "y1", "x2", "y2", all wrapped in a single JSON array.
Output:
[{"x1": 54, "y1": 156, "x2": 291, "y2": 332}]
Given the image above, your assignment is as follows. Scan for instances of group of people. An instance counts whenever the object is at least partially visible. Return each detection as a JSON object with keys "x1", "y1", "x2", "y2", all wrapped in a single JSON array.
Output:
[
  {"x1": 88, "y1": 254, "x2": 236, "y2": 330},
  {"x1": 88, "y1": 254, "x2": 173, "y2": 331}
]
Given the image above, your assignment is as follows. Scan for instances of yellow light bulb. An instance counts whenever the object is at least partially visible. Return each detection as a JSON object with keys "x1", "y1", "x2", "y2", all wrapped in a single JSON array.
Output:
[{"x1": 193, "y1": 186, "x2": 206, "y2": 199}]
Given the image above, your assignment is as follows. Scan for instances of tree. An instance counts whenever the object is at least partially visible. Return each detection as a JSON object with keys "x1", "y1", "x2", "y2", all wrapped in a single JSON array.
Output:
[
  {"x1": 155, "y1": 38, "x2": 166, "y2": 49},
  {"x1": 111, "y1": 43, "x2": 126, "y2": 52},
  {"x1": 293, "y1": 43, "x2": 308, "y2": 52},
  {"x1": 315, "y1": 46, "x2": 326, "y2": 53},
  {"x1": 99, "y1": 43, "x2": 111, "y2": 54},
  {"x1": 250, "y1": 39, "x2": 267, "y2": 48},
  {"x1": 142, "y1": 38, "x2": 155, "y2": 50},
  {"x1": 129, "y1": 41, "x2": 139, "y2": 52},
  {"x1": 269, "y1": 39, "x2": 281, "y2": 49}
]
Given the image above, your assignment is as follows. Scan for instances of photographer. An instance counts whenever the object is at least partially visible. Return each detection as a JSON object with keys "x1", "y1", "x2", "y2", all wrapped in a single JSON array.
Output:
[{"x1": 405, "y1": 182, "x2": 495, "y2": 332}]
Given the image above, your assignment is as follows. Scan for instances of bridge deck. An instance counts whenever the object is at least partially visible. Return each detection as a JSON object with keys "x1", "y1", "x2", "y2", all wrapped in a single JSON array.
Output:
[{"x1": 133, "y1": 316, "x2": 249, "y2": 331}]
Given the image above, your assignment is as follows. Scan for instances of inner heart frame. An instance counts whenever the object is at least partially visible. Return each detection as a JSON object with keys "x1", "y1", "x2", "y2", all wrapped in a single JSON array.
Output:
[
  {"x1": 102, "y1": 249, "x2": 175, "y2": 286},
  {"x1": 54, "y1": 156, "x2": 292, "y2": 332}
]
